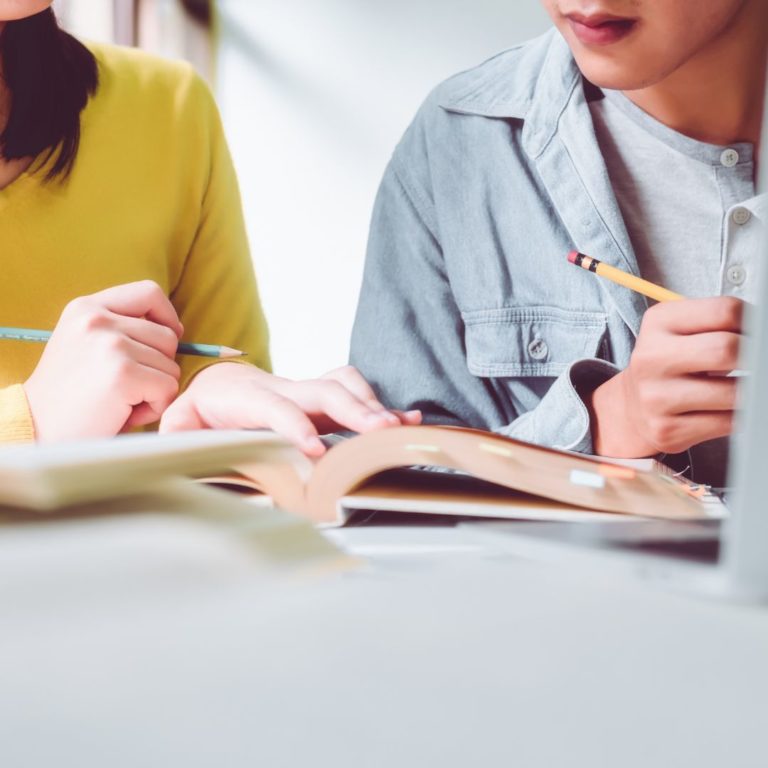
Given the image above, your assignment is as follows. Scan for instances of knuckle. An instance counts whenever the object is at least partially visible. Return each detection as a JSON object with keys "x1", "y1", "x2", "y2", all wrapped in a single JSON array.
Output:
[
  {"x1": 79, "y1": 309, "x2": 111, "y2": 334},
  {"x1": 715, "y1": 297, "x2": 743, "y2": 328},
  {"x1": 629, "y1": 345, "x2": 656, "y2": 375},
  {"x1": 63, "y1": 296, "x2": 94, "y2": 322},
  {"x1": 108, "y1": 358, "x2": 135, "y2": 390},
  {"x1": 161, "y1": 324, "x2": 179, "y2": 345},
  {"x1": 162, "y1": 376, "x2": 180, "y2": 400},
  {"x1": 159, "y1": 407, "x2": 183, "y2": 432},
  {"x1": 335, "y1": 364, "x2": 359, "y2": 381},
  {"x1": 153, "y1": 325, "x2": 178, "y2": 353},
  {"x1": 709, "y1": 334, "x2": 740, "y2": 368},
  {"x1": 163, "y1": 391, "x2": 187, "y2": 415},
  {"x1": 320, "y1": 380, "x2": 345, "y2": 398},
  {"x1": 254, "y1": 386, "x2": 281, "y2": 403},
  {"x1": 101, "y1": 331, "x2": 127, "y2": 353},
  {"x1": 137, "y1": 279, "x2": 163, "y2": 296},
  {"x1": 115, "y1": 357, "x2": 134, "y2": 379},
  {"x1": 638, "y1": 383, "x2": 666, "y2": 414},
  {"x1": 645, "y1": 417, "x2": 678, "y2": 453},
  {"x1": 640, "y1": 304, "x2": 665, "y2": 333},
  {"x1": 63, "y1": 296, "x2": 87, "y2": 315},
  {"x1": 632, "y1": 349, "x2": 659, "y2": 376}
]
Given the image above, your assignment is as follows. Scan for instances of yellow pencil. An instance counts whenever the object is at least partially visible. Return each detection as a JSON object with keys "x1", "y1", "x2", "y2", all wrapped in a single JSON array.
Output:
[{"x1": 567, "y1": 250, "x2": 684, "y2": 302}]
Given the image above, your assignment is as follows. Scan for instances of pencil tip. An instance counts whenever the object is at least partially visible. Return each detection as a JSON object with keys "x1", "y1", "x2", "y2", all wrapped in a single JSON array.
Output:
[{"x1": 218, "y1": 346, "x2": 246, "y2": 358}]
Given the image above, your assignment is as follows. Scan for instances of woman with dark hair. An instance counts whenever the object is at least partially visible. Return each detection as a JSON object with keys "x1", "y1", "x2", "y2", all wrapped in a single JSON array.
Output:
[{"x1": 0, "y1": 2, "x2": 419, "y2": 451}]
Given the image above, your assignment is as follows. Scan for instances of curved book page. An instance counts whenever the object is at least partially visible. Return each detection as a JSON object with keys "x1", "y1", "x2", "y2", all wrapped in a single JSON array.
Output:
[{"x1": 228, "y1": 425, "x2": 704, "y2": 524}]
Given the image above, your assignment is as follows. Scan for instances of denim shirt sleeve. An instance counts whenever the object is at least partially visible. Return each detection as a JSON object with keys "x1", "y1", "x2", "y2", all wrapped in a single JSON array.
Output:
[
  {"x1": 349, "y1": 157, "x2": 620, "y2": 454},
  {"x1": 351, "y1": 161, "x2": 503, "y2": 429},
  {"x1": 495, "y1": 358, "x2": 619, "y2": 452}
]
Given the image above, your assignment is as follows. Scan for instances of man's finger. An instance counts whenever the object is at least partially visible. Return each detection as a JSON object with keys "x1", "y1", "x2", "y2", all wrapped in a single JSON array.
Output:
[
  {"x1": 655, "y1": 331, "x2": 743, "y2": 376},
  {"x1": 646, "y1": 297, "x2": 744, "y2": 336},
  {"x1": 652, "y1": 411, "x2": 735, "y2": 454}
]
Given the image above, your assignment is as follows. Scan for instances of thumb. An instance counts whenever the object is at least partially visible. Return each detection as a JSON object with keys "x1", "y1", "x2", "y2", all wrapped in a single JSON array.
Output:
[
  {"x1": 158, "y1": 392, "x2": 206, "y2": 433},
  {"x1": 122, "y1": 402, "x2": 164, "y2": 430}
]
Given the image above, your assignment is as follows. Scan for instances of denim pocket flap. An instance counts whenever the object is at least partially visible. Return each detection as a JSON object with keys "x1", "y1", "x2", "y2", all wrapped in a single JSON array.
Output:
[{"x1": 462, "y1": 306, "x2": 607, "y2": 377}]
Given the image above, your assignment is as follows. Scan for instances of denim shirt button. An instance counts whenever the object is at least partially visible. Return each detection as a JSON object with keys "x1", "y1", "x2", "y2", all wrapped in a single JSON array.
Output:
[
  {"x1": 732, "y1": 207, "x2": 751, "y2": 225},
  {"x1": 528, "y1": 338, "x2": 548, "y2": 360},
  {"x1": 726, "y1": 265, "x2": 746, "y2": 286},
  {"x1": 720, "y1": 148, "x2": 739, "y2": 167}
]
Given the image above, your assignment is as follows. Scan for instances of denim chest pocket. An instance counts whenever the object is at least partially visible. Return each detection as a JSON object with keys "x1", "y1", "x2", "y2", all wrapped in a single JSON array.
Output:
[{"x1": 462, "y1": 307, "x2": 608, "y2": 378}]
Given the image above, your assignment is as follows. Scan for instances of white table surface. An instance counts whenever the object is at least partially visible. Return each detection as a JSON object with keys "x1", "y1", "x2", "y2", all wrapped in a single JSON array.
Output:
[{"x1": 1, "y1": 515, "x2": 766, "y2": 768}]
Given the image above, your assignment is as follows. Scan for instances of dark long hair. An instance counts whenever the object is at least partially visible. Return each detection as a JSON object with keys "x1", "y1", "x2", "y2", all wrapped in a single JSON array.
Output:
[{"x1": 0, "y1": 7, "x2": 98, "y2": 180}]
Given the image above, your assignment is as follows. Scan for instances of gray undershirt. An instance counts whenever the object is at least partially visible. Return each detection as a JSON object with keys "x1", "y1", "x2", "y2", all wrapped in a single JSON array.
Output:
[{"x1": 589, "y1": 89, "x2": 766, "y2": 486}]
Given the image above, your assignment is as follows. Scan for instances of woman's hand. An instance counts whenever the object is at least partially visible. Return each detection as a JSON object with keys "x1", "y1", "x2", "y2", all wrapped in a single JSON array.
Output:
[
  {"x1": 588, "y1": 296, "x2": 743, "y2": 457},
  {"x1": 159, "y1": 363, "x2": 422, "y2": 456},
  {"x1": 24, "y1": 281, "x2": 183, "y2": 441}
]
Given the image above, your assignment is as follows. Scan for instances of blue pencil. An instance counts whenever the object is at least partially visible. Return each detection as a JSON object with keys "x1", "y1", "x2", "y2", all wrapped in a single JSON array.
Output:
[{"x1": 0, "y1": 327, "x2": 245, "y2": 359}]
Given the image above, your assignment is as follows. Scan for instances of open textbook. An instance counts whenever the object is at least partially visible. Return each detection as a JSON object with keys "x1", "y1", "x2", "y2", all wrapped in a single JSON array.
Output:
[{"x1": 0, "y1": 426, "x2": 723, "y2": 524}]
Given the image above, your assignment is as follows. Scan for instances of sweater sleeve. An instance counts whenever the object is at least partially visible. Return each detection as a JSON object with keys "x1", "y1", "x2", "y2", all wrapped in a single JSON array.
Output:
[
  {"x1": 0, "y1": 384, "x2": 35, "y2": 443},
  {"x1": 169, "y1": 73, "x2": 271, "y2": 390}
]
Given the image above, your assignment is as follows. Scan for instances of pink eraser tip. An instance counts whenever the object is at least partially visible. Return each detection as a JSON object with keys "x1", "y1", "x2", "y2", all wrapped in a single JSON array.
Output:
[{"x1": 566, "y1": 250, "x2": 579, "y2": 264}]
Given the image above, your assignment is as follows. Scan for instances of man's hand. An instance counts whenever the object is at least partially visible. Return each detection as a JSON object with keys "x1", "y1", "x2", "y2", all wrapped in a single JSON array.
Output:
[
  {"x1": 24, "y1": 281, "x2": 183, "y2": 441},
  {"x1": 588, "y1": 296, "x2": 743, "y2": 457},
  {"x1": 159, "y1": 363, "x2": 422, "y2": 456}
]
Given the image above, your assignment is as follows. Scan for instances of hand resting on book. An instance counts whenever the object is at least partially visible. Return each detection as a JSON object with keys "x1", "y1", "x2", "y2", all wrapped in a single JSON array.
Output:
[
  {"x1": 19, "y1": 281, "x2": 418, "y2": 451},
  {"x1": 159, "y1": 362, "x2": 422, "y2": 456}
]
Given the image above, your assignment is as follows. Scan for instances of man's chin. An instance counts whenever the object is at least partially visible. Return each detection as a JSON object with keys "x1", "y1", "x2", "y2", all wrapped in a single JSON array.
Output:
[{"x1": 574, "y1": 58, "x2": 663, "y2": 93}]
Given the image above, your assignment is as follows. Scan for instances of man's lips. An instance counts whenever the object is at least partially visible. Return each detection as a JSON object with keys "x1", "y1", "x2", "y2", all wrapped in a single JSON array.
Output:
[{"x1": 566, "y1": 13, "x2": 637, "y2": 45}]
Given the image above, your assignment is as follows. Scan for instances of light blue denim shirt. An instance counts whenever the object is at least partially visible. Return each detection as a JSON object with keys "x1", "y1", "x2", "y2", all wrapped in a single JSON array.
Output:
[{"x1": 350, "y1": 31, "x2": 684, "y2": 462}]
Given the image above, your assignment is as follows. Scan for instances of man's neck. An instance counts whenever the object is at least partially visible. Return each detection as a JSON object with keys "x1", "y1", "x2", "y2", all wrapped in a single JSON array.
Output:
[{"x1": 623, "y1": 2, "x2": 767, "y2": 149}]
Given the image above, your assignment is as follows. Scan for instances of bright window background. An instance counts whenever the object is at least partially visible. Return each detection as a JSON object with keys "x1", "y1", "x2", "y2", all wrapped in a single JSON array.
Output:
[
  {"x1": 56, "y1": 1, "x2": 550, "y2": 378},
  {"x1": 216, "y1": 1, "x2": 550, "y2": 378}
]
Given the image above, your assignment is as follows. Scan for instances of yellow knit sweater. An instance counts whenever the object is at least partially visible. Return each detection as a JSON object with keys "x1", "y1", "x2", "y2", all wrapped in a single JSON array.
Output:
[{"x1": 0, "y1": 43, "x2": 270, "y2": 442}]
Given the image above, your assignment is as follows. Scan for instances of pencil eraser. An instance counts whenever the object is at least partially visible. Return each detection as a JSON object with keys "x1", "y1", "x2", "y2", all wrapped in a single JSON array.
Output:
[{"x1": 566, "y1": 250, "x2": 579, "y2": 264}]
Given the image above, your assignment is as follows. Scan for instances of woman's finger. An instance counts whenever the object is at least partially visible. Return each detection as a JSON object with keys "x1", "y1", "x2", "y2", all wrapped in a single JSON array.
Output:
[
  {"x1": 115, "y1": 336, "x2": 182, "y2": 380},
  {"x1": 114, "y1": 315, "x2": 181, "y2": 359},
  {"x1": 393, "y1": 409, "x2": 423, "y2": 425},
  {"x1": 93, "y1": 280, "x2": 183, "y2": 337},
  {"x1": 305, "y1": 380, "x2": 400, "y2": 434},
  {"x1": 124, "y1": 401, "x2": 165, "y2": 429},
  {"x1": 322, "y1": 366, "x2": 391, "y2": 411},
  {"x1": 158, "y1": 391, "x2": 204, "y2": 432},
  {"x1": 163, "y1": 384, "x2": 327, "y2": 456}
]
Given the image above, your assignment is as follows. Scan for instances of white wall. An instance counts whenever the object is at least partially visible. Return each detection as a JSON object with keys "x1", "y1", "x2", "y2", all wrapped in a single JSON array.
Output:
[
  {"x1": 54, "y1": 0, "x2": 113, "y2": 41},
  {"x1": 216, "y1": 0, "x2": 550, "y2": 378}
]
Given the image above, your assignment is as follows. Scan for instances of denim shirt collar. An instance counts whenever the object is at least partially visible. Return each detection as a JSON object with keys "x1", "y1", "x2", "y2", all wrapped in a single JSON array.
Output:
[
  {"x1": 439, "y1": 30, "x2": 647, "y2": 337},
  {"x1": 438, "y1": 30, "x2": 581, "y2": 158}
]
